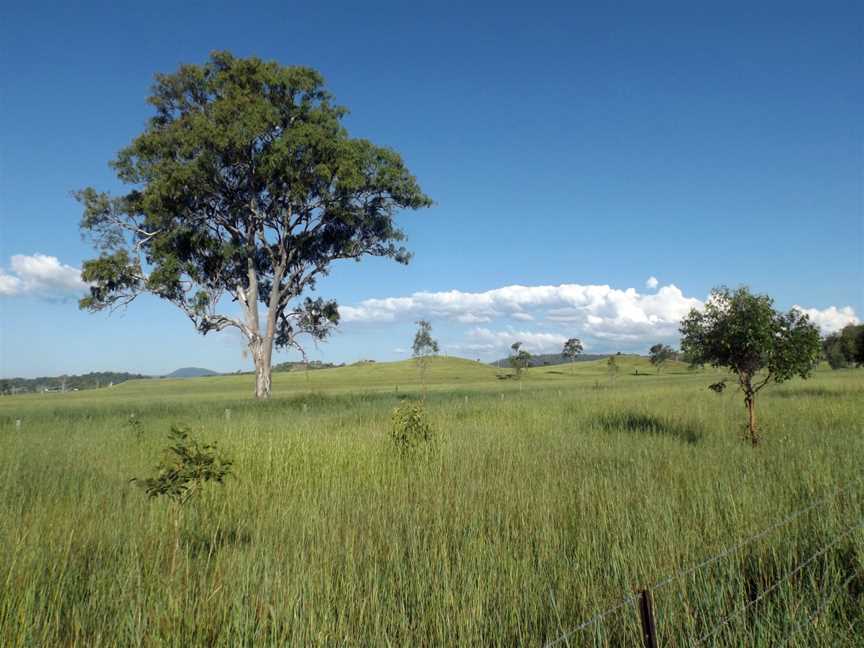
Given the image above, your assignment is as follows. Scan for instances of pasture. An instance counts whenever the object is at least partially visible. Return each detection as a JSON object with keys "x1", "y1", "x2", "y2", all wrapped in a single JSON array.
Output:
[{"x1": 1, "y1": 357, "x2": 862, "y2": 646}]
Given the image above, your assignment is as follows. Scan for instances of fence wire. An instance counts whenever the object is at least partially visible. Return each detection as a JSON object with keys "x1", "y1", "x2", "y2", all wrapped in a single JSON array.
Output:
[
  {"x1": 542, "y1": 479, "x2": 860, "y2": 648},
  {"x1": 652, "y1": 479, "x2": 861, "y2": 593},
  {"x1": 694, "y1": 520, "x2": 863, "y2": 644},
  {"x1": 778, "y1": 570, "x2": 859, "y2": 647}
]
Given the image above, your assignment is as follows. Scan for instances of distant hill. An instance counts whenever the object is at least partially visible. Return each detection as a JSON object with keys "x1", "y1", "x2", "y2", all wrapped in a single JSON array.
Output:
[
  {"x1": 164, "y1": 367, "x2": 220, "y2": 378},
  {"x1": 489, "y1": 352, "x2": 613, "y2": 368},
  {"x1": 0, "y1": 371, "x2": 148, "y2": 395}
]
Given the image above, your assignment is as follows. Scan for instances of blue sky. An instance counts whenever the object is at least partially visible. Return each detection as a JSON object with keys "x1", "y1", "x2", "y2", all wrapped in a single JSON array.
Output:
[{"x1": 1, "y1": 0, "x2": 861, "y2": 377}]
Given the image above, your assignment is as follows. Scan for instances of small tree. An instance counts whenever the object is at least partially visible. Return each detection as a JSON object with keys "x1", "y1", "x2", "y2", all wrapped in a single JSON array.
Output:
[
  {"x1": 562, "y1": 338, "x2": 583, "y2": 373},
  {"x1": 680, "y1": 286, "x2": 821, "y2": 446},
  {"x1": 412, "y1": 320, "x2": 439, "y2": 398},
  {"x1": 607, "y1": 355, "x2": 619, "y2": 384},
  {"x1": 509, "y1": 342, "x2": 532, "y2": 387},
  {"x1": 390, "y1": 401, "x2": 434, "y2": 456},
  {"x1": 648, "y1": 343, "x2": 675, "y2": 373},
  {"x1": 135, "y1": 426, "x2": 233, "y2": 505},
  {"x1": 133, "y1": 426, "x2": 233, "y2": 571}
]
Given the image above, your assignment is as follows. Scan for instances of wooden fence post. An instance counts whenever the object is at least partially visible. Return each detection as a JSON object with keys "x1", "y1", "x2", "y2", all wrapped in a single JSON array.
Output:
[{"x1": 637, "y1": 589, "x2": 658, "y2": 648}]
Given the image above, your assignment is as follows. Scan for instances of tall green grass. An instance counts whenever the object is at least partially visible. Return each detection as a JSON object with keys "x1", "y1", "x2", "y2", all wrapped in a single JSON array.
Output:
[{"x1": 1, "y1": 361, "x2": 862, "y2": 646}]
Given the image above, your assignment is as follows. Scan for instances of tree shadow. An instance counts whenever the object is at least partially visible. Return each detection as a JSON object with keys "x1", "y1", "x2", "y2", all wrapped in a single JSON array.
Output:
[
  {"x1": 597, "y1": 412, "x2": 703, "y2": 444},
  {"x1": 183, "y1": 525, "x2": 252, "y2": 558}
]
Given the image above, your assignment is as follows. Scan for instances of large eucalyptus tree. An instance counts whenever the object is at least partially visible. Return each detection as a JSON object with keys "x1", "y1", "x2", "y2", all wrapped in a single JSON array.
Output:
[{"x1": 78, "y1": 52, "x2": 431, "y2": 398}]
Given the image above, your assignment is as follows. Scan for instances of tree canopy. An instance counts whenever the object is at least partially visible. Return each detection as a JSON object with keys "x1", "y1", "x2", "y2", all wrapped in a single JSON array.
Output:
[
  {"x1": 680, "y1": 286, "x2": 821, "y2": 445},
  {"x1": 822, "y1": 324, "x2": 864, "y2": 369},
  {"x1": 77, "y1": 51, "x2": 431, "y2": 398},
  {"x1": 648, "y1": 343, "x2": 676, "y2": 373},
  {"x1": 562, "y1": 338, "x2": 583, "y2": 371},
  {"x1": 412, "y1": 320, "x2": 439, "y2": 397},
  {"x1": 509, "y1": 342, "x2": 532, "y2": 380}
]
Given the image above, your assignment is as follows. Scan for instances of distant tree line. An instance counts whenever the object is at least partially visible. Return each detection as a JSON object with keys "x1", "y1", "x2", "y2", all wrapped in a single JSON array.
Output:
[
  {"x1": 490, "y1": 352, "x2": 613, "y2": 368},
  {"x1": 272, "y1": 360, "x2": 341, "y2": 373},
  {"x1": 0, "y1": 372, "x2": 147, "y2": 395}
]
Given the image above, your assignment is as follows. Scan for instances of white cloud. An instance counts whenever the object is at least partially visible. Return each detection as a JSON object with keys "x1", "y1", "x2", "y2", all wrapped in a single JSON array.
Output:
[
  {"x1": 447, "y1": 328, "x2": 570, "y2": 355},
  {"x1": 463, "y1": 327, "x2": 569, "y2": 354},
  {"x1": 342, "y1": 282, "x2": 703, "y2": 345},
  {"x1": 793, "y1": 305, "x2": 859, "y2": 335},
  {"x1": 0, "y1": 254, "x2": 89, "y2": 298},
  {"x1": 342, "y1": 281, "x2": 861, "y2": 356},
  {"x1": 646, "y1": 276, "x2": 659, "y2": 290},
  {"x1": 0, "y1": 273, "x2": 23, "y2": 295}
]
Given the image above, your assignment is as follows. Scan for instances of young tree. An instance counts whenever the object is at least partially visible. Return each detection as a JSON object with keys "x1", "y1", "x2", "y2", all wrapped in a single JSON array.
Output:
[
  {"x1": 509, "y1": 342, "x2": 532, "y2": 385},
  {"x1": 680, "y1": 286, "x2": 821, "y2": 446},
  {"x1": 562, "y1": 337, "x2": 583, "y2": 372},
  {"x1": 77, "y1": 52, "x2": 432, "y2": 399},
  {"x1": 648, "y1": 343, "x2": 675, "y2": 373},
  {"x1": 607, "y1": 355, "x2": 620, "y2": 383},
  {"x1": 412, "y1": 319, "x2": 439, "y2": 398}
]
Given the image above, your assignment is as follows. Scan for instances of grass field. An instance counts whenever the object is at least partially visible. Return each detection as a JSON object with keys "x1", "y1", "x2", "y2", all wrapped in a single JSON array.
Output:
[{"x1": 1, "y1": 357, "x2": 862, "y2": 646}]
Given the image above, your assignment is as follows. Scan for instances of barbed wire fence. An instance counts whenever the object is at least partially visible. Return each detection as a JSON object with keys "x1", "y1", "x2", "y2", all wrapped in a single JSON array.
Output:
[{"x1": 544, "y1": 479, "x2": 863, "y2": 647}]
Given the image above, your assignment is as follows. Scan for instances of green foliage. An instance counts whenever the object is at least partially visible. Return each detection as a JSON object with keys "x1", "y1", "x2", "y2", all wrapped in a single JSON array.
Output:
[
  {"x1": 390, "y1": 401, "x2": 434, "y2": 454},
  {"x1": 680, "y1": 286, "x2": 822, "y2": 444},
  {"x1": 648, "y1": 343, "x2": 676, "y2": 373},
  {"x1": 822, "y1": 324, "x2": 864, "y2": 369},
  {"x1": 412, "y1": 320, "x2": 439, "y2": 396},
  {"x1": 508, "y1": 342, "x2": 531, "y2": 379},
  {"x1": 273, "y1": 360, "x2": 338, "y2": 373},
  {"x1": 412, "y1": 320, "x2": 439, "y2": 360},
  {"x1": 0, "y1": 371, "x2": 146, "y2": 395},
  {"x1": 708, "y1": 379, "x2": 727, "y2": 393},
  {"x1": 134, "y1": 426, "x2": 233, "y2": 505},
  {"x1": 77, "y1": 51, "x2": 431, "y2": 398},
  {"x1": 562, "y1": 337, "x2": 583, "y2": 372}
]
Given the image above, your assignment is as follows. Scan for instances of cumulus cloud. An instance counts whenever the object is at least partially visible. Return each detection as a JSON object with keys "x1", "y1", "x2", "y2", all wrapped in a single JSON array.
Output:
[
  {"x1": 456, "y1": 327, "x2": 569, "y2": 354},
  {"x1": 341, "y1": 281, "x2": 861, "y2": 356},
  {"x1": 793, "y1": 305, "x2": 859, "y2": 335},
  {"x1": 646, "y1": 276, "x2": 659, "y2": 290},
  {"x1": 0, "y1": 254, "x2": 89, "y2": 299},
  {"x1": 342, "y1": 282, "x2": 703, "y2": 344}
]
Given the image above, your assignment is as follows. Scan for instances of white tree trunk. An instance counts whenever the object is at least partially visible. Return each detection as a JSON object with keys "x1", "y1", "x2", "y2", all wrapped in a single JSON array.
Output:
[{"x1": 252, "y1": 338, "x2": 273, "y2": 400}]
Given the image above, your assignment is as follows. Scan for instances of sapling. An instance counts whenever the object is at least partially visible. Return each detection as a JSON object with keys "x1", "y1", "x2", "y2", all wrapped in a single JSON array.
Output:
[
  {"x1": 607, "y1": 356, "x2": 620, "y2": 384},
  {"x1": 412, "y1": 320, "x2": 439, "y2": 399},
  {"x1": 390, "y1": 401, "x2": 434, "y2": 457},
  {"x1": 133, "y1": 425, "x2": 233, "y2": 572}
]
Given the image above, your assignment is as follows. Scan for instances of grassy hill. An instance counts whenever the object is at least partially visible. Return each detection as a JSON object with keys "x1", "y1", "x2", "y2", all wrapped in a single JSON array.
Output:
[{"x1": 0, "y1": 355, "x2": 713, "y2": 408}]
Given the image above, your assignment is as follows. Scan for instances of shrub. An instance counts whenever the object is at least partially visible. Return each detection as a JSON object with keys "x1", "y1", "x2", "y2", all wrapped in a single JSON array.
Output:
[{"x1": 390, "y1": 402, "x2": 434, "y2": 454}]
